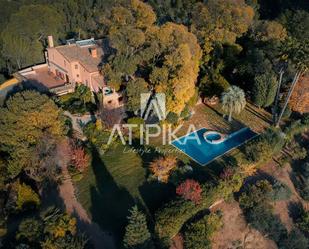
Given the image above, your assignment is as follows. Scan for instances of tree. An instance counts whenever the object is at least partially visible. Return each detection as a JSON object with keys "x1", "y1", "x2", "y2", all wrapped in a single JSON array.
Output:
[
  {"x1": 246, "y1": 205, "x2": 287, "y2": 244},
  {"x1": 176, "y1": 179, "x2": 202, "y2": 204},
  {"x1": 101, "y1": 0, "x2": 157, "y2": 85},
  {"x1": 150, "y1": 156, "x2": 177, "y2": 182},
  {"x1": 191, "y1": 0, "x2": 254, "y2": 61},
  {"x1": 252, "y1": 20, "x2": 287, "y2": 42},
  {"x1": 252, "y1": 72, "x2": 278, "y2": 107},
  {"x1": 70, "y1": 144, "x2": 90, "y2": 172},
  {"x1": 102, "y1": 1, "x2": 201, "y2": 114},
  {"x1": 41, "y1": 207, "x2": 77, "y2": 238},
  {"x1": 75, "y1": 84, "x2": 93, "y2": 108},
  {"x1": 296, "y1": 210, "x2": 309, "y2": 234},
  {"x1": 12, "y1": 207, "x2": 86, "y2": 249},
  {"x1": 184, "y1": 212, "x2": 222, "y2": 249},
  {"x1": 280, "y1": 229, "x2": 309, "y2": 249},
  {"x1": 150, "y1": 23, "x2": 201, "y2": 114},
  {"x1": 29, "y1": 133, "x2": 63, "y2": 183},
  {"x1": 123, "y1": 205, "x2": 153, "y2": 249},
  {"x1": 238, "y1": 180, "x2": 273, "y2": 210},
  {"x1": 0, "y1": 32, "x2": 33, "y2": 72},
  {"x1": 0, "y1": 91, "x2": 64, "y2": 178},
  {"x1": 279, "y1": 10, "x2": 309, "y2": 41},
  {"x1": 289, "y1": 76, "x2": 309, "y2": 114},
  {"x1": 15, "y1": 182, "x2": 40, "y2": 211},
  {"x1": 126, "y1": 78, "x2": 149, "y2": 113},
  {"x1": 147, "y1": 0, "x2": 198, "y2": 25},
  {"x1": 1, "y1": 4, "x2": 63, "y2": 71},
  {"x1": 221, "y1": 86, "x2": 246, "y2": 122},
  {"x1": 16, "y1": 218, "x2": 42, "y2": 243}
]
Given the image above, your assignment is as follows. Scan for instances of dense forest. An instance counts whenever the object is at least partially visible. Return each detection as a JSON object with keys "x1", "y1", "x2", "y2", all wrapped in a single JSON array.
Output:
[{"x1": 0, "y1": 0, "x2": 308, "y2": 113}]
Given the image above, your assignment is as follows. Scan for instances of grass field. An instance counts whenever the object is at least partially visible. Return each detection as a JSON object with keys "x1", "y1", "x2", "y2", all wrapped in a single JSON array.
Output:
[
  {"x1": 74, "y1": 103, "x2": 271, "y2": 243},
  {"x1": 75, "y1": 143, "x2": 175, "y2": 242}
]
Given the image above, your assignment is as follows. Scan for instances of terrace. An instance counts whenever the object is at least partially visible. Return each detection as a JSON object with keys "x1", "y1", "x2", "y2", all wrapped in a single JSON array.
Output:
[{"x1": 16, "y1": 64, "x2": 75, "y2": 95}]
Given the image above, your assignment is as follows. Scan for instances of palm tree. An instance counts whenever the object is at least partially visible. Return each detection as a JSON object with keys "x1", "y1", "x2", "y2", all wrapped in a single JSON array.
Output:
[{"x1": 221, "y1": 86, "x2": 246, "y2": 122}]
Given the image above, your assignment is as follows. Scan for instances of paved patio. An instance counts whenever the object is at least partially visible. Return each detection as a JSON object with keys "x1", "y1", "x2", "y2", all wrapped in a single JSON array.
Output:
[{"x1": 21, "y1": 65, "x2": 66, "y2": 89}]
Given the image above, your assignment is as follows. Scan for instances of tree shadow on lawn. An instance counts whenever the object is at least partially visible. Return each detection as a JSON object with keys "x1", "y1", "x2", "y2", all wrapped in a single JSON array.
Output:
[
  {"x1": 89, "y1": 146, "x2": 136, "y2": 244},
  {"x1": 129, "y1": 141, "x2": 177, "y2": 215}
]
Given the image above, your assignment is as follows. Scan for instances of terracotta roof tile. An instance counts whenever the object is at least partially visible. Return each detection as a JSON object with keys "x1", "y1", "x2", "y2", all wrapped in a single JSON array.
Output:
[{"x1": 54, "y1": 40, "x2": 108, "y2": 72}]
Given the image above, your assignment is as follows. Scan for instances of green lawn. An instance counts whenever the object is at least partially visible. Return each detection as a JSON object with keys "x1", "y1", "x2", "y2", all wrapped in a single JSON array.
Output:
[
  {"x1": 74, "y1": 103, "x2": 271, "y2": 243},
  {"x1": 75, "y1": 143, "x2": 175, "y2": 243}
]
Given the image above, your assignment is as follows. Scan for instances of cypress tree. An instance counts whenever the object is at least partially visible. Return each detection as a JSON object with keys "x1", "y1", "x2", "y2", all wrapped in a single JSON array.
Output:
[{"x1": 252, "y1": 72, "x2": 277, "y2": 108}]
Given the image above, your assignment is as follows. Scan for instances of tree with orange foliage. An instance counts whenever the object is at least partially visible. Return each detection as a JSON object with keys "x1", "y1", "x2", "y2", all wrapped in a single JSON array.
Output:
[
  {"x1": 176, "y1": 179, "x2": 202, "y2": 204},
  {"x1": 70, "y1": 145, "x2": 90, "y2": 172},
  {"x1": 289, "y1": 76, "x2": 309, "y2": 114},
  {"x1": 150, "y1": 156, "x2": 177, "y2": 183}
]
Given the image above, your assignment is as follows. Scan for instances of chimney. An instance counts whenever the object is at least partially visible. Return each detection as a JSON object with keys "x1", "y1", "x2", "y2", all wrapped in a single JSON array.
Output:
[
  {"x1": 90, "y1": 47, "x2": 97, "y2": 58},
  {"x1": 47, "y1": 35, "x2": 54, "y2": 48}
]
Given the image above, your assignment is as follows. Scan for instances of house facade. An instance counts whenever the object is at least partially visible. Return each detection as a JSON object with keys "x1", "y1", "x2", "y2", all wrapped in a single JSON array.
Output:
[
  {"x1": 46, "y1": 36, "x2": 104, "y2": 92},
  {"x1": 16, "y1": 36, "x2": 123, "y2": 108}
]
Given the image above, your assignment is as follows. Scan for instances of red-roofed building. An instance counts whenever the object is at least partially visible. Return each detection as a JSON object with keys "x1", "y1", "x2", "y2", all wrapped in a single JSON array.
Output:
[
  {"x1": 16, "y1": 36, "x2": 123, "y2": 108},
  {"x1": 46, "y1": 36, "x2": 106, "y2": 92}
]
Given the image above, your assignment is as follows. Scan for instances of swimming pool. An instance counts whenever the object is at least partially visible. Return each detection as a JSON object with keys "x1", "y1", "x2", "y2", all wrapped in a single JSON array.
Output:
[{"x1": 171, "y1": 127, "x2": 258, "y2": 166}]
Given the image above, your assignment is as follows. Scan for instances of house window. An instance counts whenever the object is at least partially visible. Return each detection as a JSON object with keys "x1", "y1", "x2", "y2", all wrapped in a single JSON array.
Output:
[
  {"x1": 85, "y1": 80, "x2": 88, "y2": 86},
  {"x1": 75, "y1": 64, "x2": 78, "y2": 69},
  {"x1": 76, "y1": 74, "x2": 79, "y2": 78},
  {"x1": 64, "y1": 60, "x2": 66, "y2": 67}
]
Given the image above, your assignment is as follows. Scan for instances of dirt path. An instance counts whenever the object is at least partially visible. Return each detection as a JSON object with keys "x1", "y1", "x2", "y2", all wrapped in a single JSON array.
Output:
[{"x1": 58, "y1": 140, "x2": 116, "y2": 249}]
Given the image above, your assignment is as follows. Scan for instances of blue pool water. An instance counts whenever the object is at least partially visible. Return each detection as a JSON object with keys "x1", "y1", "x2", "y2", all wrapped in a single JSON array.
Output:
[{"x1": 171, "y1": 127, "x2": 257, "y2": 166}]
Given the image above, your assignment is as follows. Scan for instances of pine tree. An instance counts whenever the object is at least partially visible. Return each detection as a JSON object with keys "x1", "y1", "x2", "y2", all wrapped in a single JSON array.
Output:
[{"x1": 123, "y1": 206, "x2": 153, "y2": 249}]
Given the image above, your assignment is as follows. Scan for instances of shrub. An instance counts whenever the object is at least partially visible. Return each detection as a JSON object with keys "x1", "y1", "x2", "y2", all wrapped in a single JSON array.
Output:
[
  {"x1": 238, "y1": 180, "x2": 290, "y2": 246},
  {"x1": 83, "y1": 122, "x2": 113, "y2": 152},
  {"x1": 127, "y1": 117, "x2": 145, "y2": 137},
  {"x1": 70, "y1": 146, "x2": 90, "y2": 173},
  {"x1": 290, "y1": 143, "x2": 307, "y2": 160},
  {"x1": 150, "y1": 156, "x2": 177, "y2": 183},
  {"x1": 71, "y1": 173, "x2": 83, "y2": 182},
  {"x1": 244, "y1": 138, "x2": 273, "y2": 162},
  {"x1": 16, "y1": 218, "x2": 42, "y2": 242},
  {"x1": 270, "y1": 180, "x2": 292, "y2": 201},
  {"x1": 244, "y1": 128, "x2": 286, "y2": 163},
  {"x1": 284, "y1": 119, "x2": 309, "y2": 141},
  {"x1": 176, "y1": 179, "x2": 202, "y2": 204},
  {"x1": 301, "y1": 114, "x2": 309, "y2": 125},
  {"x1": 155, "y1": 170, "x2": 247, "y2": 244},
  {"x1": 15, "y1": 182, "x2": 40, "y2": 211},
  {"x1": 279, "y1": 229, "x2": 308, "y2": 249},
  {"x1": 262, "y1": 128, "x2": 286, "y2": 154},
  {"x1": 238, "y1": 180, "x2": 273, "y2": 210},
  {"x1": 246, "y1": 205, "x2": 287, "y2": 244},
  {"x1": 166, "y1": 112, "x2": 179, "y2": 125},
  {"x1": 298, "y1": 162, "x2": 309, "y2": 200},
  {"x1": 296, "y1": 210, "x2": 309, "y2": 234},
  {"x1": 41, "y1": 207, "x2": 77, "y2": 238},
  {"x1": 184, "y1": 212, "x2": 222, "y2": 249},
  {"x1": 58, "y1": 85, "x2": 96, "y2": 114},
  {"x1": 180, "y1": 105, "x2": 191, "y2": 120}
]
